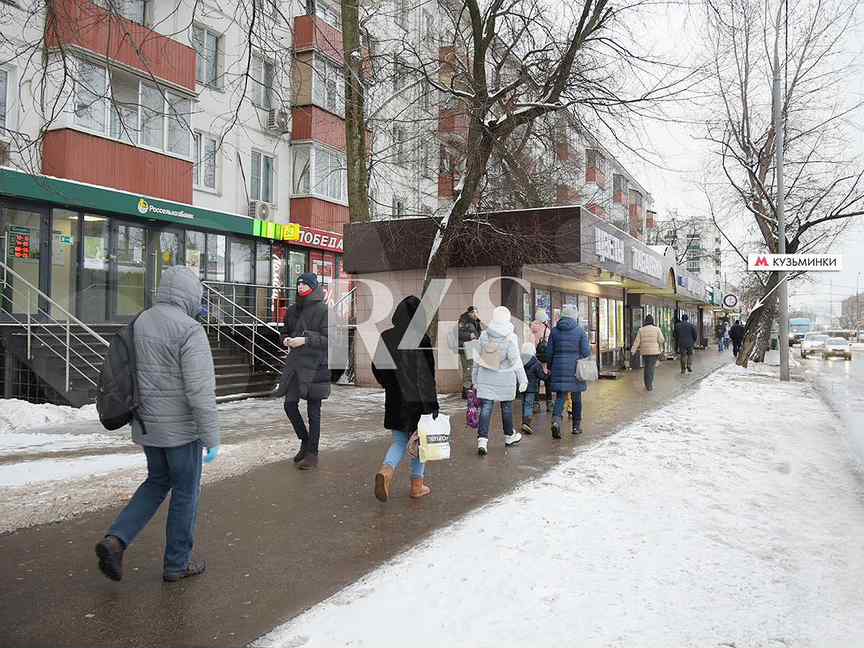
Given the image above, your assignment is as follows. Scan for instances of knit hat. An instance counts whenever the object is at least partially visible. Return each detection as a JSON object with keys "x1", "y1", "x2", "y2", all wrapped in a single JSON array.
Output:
[
  {"x1": 534, "y1": 309, "x2": 549, "y2": 323},
  {"x1": 492, "y1": 306, "x2": 511, "y2": 324},
  {"x1": 561, "y1": 304, "x2": 579, "y2": 320},
  {"x1": 298, "y1": 272, "x2": 319, "y2": 290}
]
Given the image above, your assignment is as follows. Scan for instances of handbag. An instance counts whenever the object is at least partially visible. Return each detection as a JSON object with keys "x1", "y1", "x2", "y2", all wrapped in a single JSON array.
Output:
[
  {"x1": 535, "y1": 324, "x2": 550, "y2": 364},
  {"x1": 418, "y1": 413, "x2": 451, "y2": 462},
  {"x1": 576, "y1": 356, "x2": 599, "y2": 382},
  {"x1": 466, "y1": 388, "x2": 480, "y2": 429}
]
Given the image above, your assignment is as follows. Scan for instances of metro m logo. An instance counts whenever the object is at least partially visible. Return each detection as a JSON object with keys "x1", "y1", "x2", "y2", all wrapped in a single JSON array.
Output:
[{"x1": 755, "y1": 256, "x2": 769, "y2": 267}]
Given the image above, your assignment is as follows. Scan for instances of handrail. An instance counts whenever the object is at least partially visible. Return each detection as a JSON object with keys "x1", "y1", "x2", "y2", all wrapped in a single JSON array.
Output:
[
  {"x1": 0, "y1": 260, "x2": 110, "y2": 346},
  {"x1": 202, "y1": 282, "x2": 281, "y2": 333}
]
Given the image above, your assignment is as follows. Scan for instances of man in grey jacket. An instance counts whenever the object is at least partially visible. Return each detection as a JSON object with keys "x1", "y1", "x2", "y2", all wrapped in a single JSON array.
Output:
[{"x1": 95, "y1": 266, "x2": 220, "y2": 583}]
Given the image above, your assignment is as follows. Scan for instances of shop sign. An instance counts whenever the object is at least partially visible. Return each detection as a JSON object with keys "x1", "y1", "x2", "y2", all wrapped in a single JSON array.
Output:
[
  {"x1": 253, "y1": 219, "x2": 343, "y2": 253},
  {"x1": 594, "y1": 227, "x2": 624, "y2": 264},
  {"x1": 748, "y1": 253, "x2": 842, "y2": 272},
  {"x1": 137, "y1": 198, "x2": 194, "y2": 220},
  {"x1": 631, "y1": 248, "x2": 663, "y2": 278}
]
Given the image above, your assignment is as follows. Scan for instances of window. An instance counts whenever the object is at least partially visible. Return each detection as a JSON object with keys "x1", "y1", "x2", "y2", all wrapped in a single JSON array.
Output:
[
  {"x1": 420, "y1": 139, "x2": 432, "y2": 178},
  {"x1": 420, "y1": 82, "x2": 431, "y2": 111},
  {"x1": 0, "y1": 68, "x2": 7, "y2": 131},
  {"x1": 192, "y1": 25, "x2": 220, "y2": 88},
  {"x1": 392, "y1": 195, "x2": 405, "y2": 216},
  {"x1": 95, "y1": 0, "x2": 147, "y2": 24},
  {"x1": 312, "y1": 55, "x2": 344, "y2": 116},
  {"x1": 392, "y1": 55, "x2": 407, "y2": 91},
  {"x1": 311, "y1": 0, "x2": 341, "y2": 29},
  {"x1": 193, "y1": 132, "x2": 218, "y2": 190},
  {"x1": 393, "y1": 126, "x2": 406, "y2": 165},
  {"x1": 73, "y1": 59, "x2": 192, "y2": 158},
  {"x1": 292, "y1": 144, "x2": 346, "y2": 202},
  {"x1": 422, "y1": 10, "x2": 435, "y2": 43},
  {"x1": 395, "y1": 0, "x2": 409, "y2": 28},
  {"x1": 252, "y1": 56, "x2": 274, "y2": 109},
  {"x1": 250, "y1": 151, "x2": 275, "y2": 203}
]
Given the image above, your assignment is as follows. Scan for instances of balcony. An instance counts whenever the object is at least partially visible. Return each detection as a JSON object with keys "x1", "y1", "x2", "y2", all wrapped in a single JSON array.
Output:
[
  {"x1": 292, "y1": 106, "x2": 346, "y2": 150},
  {"x1": 586, "y1": 166, "x2": 607, "y2": 190},
  {"x1": 294, "y1": 15, "x2": 343, "y2": 63},
  {"x1": 438, "y1": 109, "x2": 469, "y2": 140},
  {"x1": 290, "y1": 197, "x2": 348, "y2": 233},
  {"x1": 42, "y1": 130, "x2": 193, "y2": 202},
  {"x1": 46, "y1": 0, "x2": 195, "y2": 91}
]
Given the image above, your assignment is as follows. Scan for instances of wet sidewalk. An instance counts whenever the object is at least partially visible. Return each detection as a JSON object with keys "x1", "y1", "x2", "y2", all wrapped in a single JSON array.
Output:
[{"x1": 0, "y1": 351, "x2": 731, "y2": 648}]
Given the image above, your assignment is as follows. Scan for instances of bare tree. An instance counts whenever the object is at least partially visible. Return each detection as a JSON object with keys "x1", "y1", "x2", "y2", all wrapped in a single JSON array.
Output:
[{"x1": 703, "y1": 0, "x2": 864, "y2": 363}]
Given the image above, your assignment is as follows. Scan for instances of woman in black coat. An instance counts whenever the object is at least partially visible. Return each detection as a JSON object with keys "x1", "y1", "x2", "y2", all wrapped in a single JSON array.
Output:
[
  {"x1": 372, "y1": 296, "x2": 439, "y2": 502},
  {"x1": 279, "y1": 272, "x2": 329, "y2": 470}
]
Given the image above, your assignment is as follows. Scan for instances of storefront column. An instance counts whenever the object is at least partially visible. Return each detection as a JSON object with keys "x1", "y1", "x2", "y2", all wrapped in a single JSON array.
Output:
[{"x1": 501, "y1": 265, "x2": 525, "y2": 324}]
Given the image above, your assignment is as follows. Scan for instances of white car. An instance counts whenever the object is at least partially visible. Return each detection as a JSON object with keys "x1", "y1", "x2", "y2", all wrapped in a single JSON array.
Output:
[
  {"x1": 821, "y1": 337, "x2": 852, "y2": 360},
  {"x1": 800, "y1": 333, "x2": 828, "y2": 359}
]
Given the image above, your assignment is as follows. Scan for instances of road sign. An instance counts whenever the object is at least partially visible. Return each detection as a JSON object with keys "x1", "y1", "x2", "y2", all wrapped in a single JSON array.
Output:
[{"x1": 748, "y1": 254, "x2": 842, "y2": 272}]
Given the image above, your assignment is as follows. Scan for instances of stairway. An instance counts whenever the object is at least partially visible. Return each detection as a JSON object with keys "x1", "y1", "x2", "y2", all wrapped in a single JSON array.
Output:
[{"x1": 0, "y1": 324, "x2": 280, "y2": 407}]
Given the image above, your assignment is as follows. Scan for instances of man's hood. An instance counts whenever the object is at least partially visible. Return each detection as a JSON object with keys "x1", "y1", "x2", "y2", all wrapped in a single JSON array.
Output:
[
  {"x1": 485, "y1": 319, "x2": 514, "y2": 339},
  {"x1": 556, "y1": 316, "x2": 577, "y2": 331},
  {"x1": 156, "y1": 266, "x2": 203, "y2": 318}
]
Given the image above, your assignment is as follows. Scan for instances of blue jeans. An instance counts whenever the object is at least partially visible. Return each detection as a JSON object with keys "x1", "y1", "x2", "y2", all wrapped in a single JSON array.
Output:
[
  {"x1": 478, "y1": 399, "x2": 514, "y2": 439},
  {"x1": 108, "y1": 440, "x2": 203, "y2": 576},
  {"x1": 522, "y1": 393, "x2": 536, "y2": 418},
  {"x1": 383, "y1": 430, "x2": 425, "y2": 479},
  {"x1": 553, "y1": 391, "x2": 583, "y2": 421}
]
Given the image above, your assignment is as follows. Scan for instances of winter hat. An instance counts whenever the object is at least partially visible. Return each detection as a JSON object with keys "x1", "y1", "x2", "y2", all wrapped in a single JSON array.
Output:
[
  {"x1": 297, "y1": 272, "x2": 319, "y2": 290},
  {"x1": 534, "y1": 309, "x2": 549, "y2": 323},
  {"x1": 561, "y1": 304, "x2": 579, "y2": 320},
  {"x1": 492, "y1": 306, "x2": 511, "y2": 324}
]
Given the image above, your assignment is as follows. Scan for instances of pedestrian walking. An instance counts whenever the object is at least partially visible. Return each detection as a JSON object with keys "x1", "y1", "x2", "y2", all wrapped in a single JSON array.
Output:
[
  {"x1": 372, "y1": 296, "x2": 439, "y2": 501},
  {"x1": 94, "y1": 267, "x2": 219, "y2": 583},
  {"x1": 630, "y1": 314, "x2": 665, "y2": 391},
  {"x1": 529, "y1": 309, "x2": 552, "y2": 412},
  {"x1": 547, "y1": 303, "x2": 591, "y2": 438},
  {"x1": 278, "y1": 272, "x2": 330, "y2": 470},
  {"x1": 676, "y1": 314, "x2": 698, "y2": 374},
  {"x1": 520, "y1": 342, "x2": 548, "y2": 435},
  {"x1": 472, "y1": 306, "x2": 528, "y2": 456},
  {"x1": 729, "y1": 320, "x2": 745, "y2": 356},
  {"x1": 458, "y1": 306, "x2": 482, "y2": 399}
]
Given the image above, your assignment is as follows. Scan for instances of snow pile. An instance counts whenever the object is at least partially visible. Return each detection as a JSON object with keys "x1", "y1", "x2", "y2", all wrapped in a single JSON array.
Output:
[
  {"x1": 0, "y1": 399, "x2": 98, "y2": 433},
  {"x1": 0, "y1": 454, "x2": 143, "y2": 488},
  {"x1": 255, "y1": 364, "x2": 864, "y2": 647}
]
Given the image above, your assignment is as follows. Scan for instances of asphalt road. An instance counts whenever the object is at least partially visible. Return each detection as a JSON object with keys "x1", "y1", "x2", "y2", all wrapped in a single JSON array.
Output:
[
  {"x1": 799, "y1": 346, "x2": 864, "y2": 465},
  {"x1": 0, "y1": 351, "x2": 731, "y2": 648}
]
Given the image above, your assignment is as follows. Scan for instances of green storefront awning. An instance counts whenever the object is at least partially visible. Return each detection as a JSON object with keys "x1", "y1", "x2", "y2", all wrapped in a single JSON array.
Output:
[{"x1": 0, "y1": 168, "x2": 256, "y2": 236}]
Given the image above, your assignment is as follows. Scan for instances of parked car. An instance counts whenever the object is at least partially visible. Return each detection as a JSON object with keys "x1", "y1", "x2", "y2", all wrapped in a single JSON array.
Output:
[
  {"x1": 821, "y1": 337, "x2": 852, "y2": 360},
  {"x1": 800, "y1": 333, "x2": 829, "y2": 359}
]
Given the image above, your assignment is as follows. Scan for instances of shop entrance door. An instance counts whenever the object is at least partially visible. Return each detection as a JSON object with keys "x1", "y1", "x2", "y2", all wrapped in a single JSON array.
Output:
[
  {"x1": 110, "y1": 222, "x2": 149, "y2": 320},
  {"x1": 0, "y1": 203, "x2": 48, "y2": 318}
]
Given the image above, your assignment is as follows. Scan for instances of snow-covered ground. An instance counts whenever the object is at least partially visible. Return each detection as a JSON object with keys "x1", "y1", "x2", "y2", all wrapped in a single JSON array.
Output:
[{"x1": 254, "y1": 364, "x2": 864, "y2": 648}]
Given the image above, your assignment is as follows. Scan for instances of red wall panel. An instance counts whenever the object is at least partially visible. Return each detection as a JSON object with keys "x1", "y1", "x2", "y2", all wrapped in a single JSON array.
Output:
[
  {"x1": 292, "y1": 106, "x2": 346, "y2": 150},
  {"x1": 46, "y1": 0, "x2": 196, "y2": 91},
  {"x1": 293, "y1": 15, "x2": 343, "y2": 63},
  {"x1": 290, "y1": 197, "x2": 348, "y2": 233},
  {"x1": 42, "y1": 130, "x2": 193, "y2": 203}
]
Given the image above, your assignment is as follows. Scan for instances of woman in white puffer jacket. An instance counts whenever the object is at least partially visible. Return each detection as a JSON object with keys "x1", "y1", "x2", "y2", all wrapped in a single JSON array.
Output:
[{"x1": 471, "y1": 306, "x2": 528, "y2": 456}]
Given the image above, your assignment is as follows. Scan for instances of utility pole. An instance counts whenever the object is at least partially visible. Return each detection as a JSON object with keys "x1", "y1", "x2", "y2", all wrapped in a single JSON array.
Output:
[{"x1": 773, "y1": 0, "x2": 790, "y2": 382}]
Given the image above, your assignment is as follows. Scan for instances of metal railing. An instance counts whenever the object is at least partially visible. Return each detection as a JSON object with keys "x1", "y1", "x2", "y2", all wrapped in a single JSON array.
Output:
[{"x1": 0, "y1": 260, "x2": 110, "y2": 392}]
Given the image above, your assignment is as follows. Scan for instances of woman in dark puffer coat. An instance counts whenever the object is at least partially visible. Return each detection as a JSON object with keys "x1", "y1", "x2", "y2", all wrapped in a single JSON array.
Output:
[
  {"x1": 546, "y1": 303, "x2": 591, "y2": 438},
  {"x1": 372, "y1": 296, "x2": 439, "y2": 501},
  {"x1": 278, "y1": 272, "x2": 330, "y2": 470}
]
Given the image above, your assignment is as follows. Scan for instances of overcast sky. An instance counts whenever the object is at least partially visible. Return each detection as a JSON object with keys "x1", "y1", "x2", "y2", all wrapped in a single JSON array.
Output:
[{"x1": 606, "y1": 1, "x2": 864, "y2": 316}]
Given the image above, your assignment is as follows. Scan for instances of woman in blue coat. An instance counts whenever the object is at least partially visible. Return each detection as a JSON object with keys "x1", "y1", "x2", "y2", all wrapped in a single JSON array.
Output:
[{"x1": 546, "y1": 303, "x2": 592, "y2": 438}]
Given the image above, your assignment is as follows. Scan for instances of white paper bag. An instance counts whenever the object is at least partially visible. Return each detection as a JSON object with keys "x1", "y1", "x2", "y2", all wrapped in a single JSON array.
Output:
[{"x1": 418, "y1": 413, "x2": 451, "y2": 462}]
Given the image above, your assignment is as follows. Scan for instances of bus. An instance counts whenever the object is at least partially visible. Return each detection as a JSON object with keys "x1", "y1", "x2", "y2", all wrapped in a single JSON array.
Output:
[{"x1": 789, "y1": 318, "x2": 812, "y2": 345}]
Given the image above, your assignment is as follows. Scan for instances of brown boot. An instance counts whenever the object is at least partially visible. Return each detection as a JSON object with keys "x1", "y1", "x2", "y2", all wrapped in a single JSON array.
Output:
[
  {"x1": 410, "y1": 478, "x2": 431, "y2": 499},
  {"x1": 374, "y1": 464, "x2": 395, "y2": 502},
  {"x1": 297, "y1": 453, "x2": 318, "y2": 470}
]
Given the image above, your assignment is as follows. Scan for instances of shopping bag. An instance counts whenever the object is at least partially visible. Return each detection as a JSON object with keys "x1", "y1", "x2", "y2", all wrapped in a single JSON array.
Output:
[
  {"x1": 466, "y1": 388, "x2": 480, "y2": 429},
  {"x1": 418, "y1": 413, "x2": 451, "y2": 462},
  {"x1": 576, "y1": 357, "x2": 599, "y2": 382}
]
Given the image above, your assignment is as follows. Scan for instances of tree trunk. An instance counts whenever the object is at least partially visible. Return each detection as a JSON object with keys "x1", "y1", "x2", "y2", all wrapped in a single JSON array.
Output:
[
  {"x1": 341, "y1": 0, "x2": 369, "y2": 223},
  {"x1": 738, "y1": 273, "x2": 779, "y2": 366}
]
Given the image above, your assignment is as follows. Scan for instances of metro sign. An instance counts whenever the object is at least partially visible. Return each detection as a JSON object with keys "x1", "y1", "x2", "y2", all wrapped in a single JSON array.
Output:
[{"x1": 747, "y1": 253, "x2": 842, "y2": 272}]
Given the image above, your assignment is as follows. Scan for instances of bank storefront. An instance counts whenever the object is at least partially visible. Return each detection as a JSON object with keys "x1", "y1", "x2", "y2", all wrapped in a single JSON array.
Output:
[{"x1": 0, "y1": 169, "x2": 345, "y2": 324}]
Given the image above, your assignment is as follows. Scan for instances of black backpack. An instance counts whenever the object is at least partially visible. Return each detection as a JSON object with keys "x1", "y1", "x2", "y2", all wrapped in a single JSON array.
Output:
[
  {"x1": 536, "y1": 323, "x2": 550, "y2": 364},
  {"x1": 97, "y1": 314, "x2": 146, "y2": 433}
]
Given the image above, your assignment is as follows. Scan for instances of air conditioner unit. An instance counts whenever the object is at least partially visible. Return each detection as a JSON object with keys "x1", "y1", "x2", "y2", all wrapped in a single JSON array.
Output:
[
  {"x1": 267, "y1": 109, "x2": 290, "y2": 134},
  {"x1": 249, "y1": 200, "x2": 275, "y2": 220}
]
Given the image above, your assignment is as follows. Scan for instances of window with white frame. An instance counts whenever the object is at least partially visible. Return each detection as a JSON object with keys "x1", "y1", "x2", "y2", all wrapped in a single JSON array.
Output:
[
  {"x1": 422, "y1": 9, "x2": 435, "y2": 43},
  {"x1": 310, "y1": 0, "x2": 341, "y2": 29},
  {"x1": 94, "y1": 0, "x2": 147, "y2": 25},
  {"x1": 292, "y1": 144, "x2": 346, "y2": 203},
  {"x1": 419, "y1": 82, "x2": 431, "y2": 111},
  {"x1": 392, "y1": 195, "x2": 405, "y2": 216},
  {"x1": 250, "y1": 151, "x2": 275, "y2": 203},
  {"x1": 251, "y1": 56, "x2": 274, "y2": 110},
  {"x1": 192, "y1": 25, "x2": 221, "y2": 88},
  {"x1": 193, "y1": 132, "x2": 218, "y2": 190},
  {"x1": 420, "y1": 139, "x2": 432, "y2": 178},
  {"x1": 0, "y1": 68, "x2": 9, "y2": 132},
  {"x1": 72, "y1": 59, "x2": 192, "y2": 157},
  {"x1": 312, "y1": 55, "x2": 344, "y2": 116},
  {"x1": 392, "y1": 54, "x2": 407, "y2": 91},
  {"x1": 395, "y1": 0, "x2": 409, "y2": 28}
]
